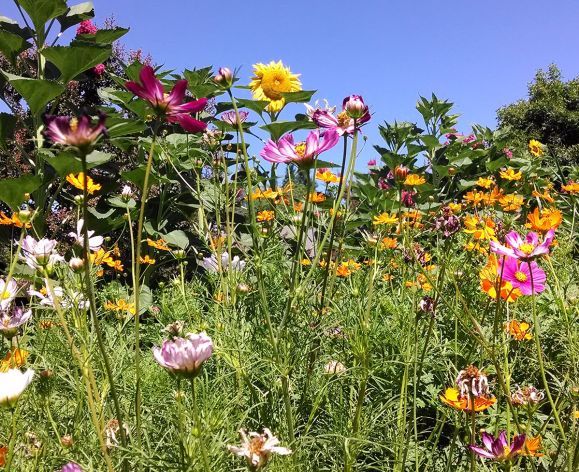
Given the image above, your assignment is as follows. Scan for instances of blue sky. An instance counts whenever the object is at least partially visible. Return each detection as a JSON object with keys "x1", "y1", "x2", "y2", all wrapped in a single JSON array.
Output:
[{"x1": 3, "y1": 0, "x2": 579, "y2": 165}]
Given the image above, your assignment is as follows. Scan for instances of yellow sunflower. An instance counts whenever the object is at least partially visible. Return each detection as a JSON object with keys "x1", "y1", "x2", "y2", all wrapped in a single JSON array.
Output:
[{"x1": 249, "y1": 61, "x2": 302, "y2": 113}]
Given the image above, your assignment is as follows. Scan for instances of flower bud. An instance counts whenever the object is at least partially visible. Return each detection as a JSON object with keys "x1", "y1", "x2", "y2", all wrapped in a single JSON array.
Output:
[
  {"x1": 173, "y1": 249, "x2": 186, "y2": 260},
  {"x1": 60, "y1": 435, "x2": 74, "y2": 448},
  {"x1": 69, "y1": 257, "x2": 85, "y2": 272},
  {"x1": 74, "y1": 195, "x2": 84, "y2": 205},
  {"x1": 18, "y1": 209, "x2": 33, "y2": 224},
  {"x1": 394, "y1": 165, "x2": 409, "y2": 182},
  {"x1": 121, "y1": 185, "x2": 133, "y2": 202},
  {"x1": 343, "y1": 95, "x2": 368, "y2": 119},
  {"x1": 214, "y1": 67, "x2": 234, "y2": 87}
]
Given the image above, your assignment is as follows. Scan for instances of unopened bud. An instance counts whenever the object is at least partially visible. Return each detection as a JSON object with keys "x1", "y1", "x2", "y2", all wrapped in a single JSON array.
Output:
[
  {"x1": 18, "y1": 209, "x2": 33, "y2": 223},
  {"x1": 394, "y1": 165, "x2": 409, "y2": 182},
  {"x1": 60, "y1": 435, "x2": 74, "y2": 448},
  {"x1": 74, "y1": 195, "x2": 84, "y2": 205},
  {"x1": 69, "y1": 257, "x2": 85, "y2": 272},
  {"x1": 343, "y1": 95, "x2": 367, "y2": 119},
  {"x1": 214, "y1": 67, "x2": 233, "y2": 87}
]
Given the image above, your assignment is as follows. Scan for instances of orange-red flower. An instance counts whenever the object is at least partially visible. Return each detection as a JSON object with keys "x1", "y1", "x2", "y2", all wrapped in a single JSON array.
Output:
[
  {"x1": 521, "y1": 436, "x2": 545, "y2": 457},
  {"x1": 463, "y1": 190, "x2": 485, "y2": 206},
  {"x1": 440, "y1": 387, "x2": 496, "y2": 412},
  {"x1": 336, "y1": 259, "x2": 361, "y2": 277},
  {"x1": 505, "y1": 320, "x2": 532, "y2": 341},
  {"x1": 0, "y1": 445, "x2": 6, "y2": 467}
]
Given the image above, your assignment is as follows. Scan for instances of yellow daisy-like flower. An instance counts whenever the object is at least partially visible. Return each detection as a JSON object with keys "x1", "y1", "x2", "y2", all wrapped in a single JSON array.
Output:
[
  {"x1": 257, "y1": 210, "x2": 275, "y2": 222},
  {"x1": 404, "y1": 174, "x2": 426, "y2": 186},
  {"x1": 315, "y1": 169, "x2": 340, "y2": 184},
  {"x1": 66, "y1": 172, "x2": 102, "y2": 195},
  {"x1": 561, "y1": 181, "x2": 579, "y2": 194},
  {"x1": 373, "y1": 212, "x2": 398, "y2": 226},
  {"x1": 476, "y1": 176, "x2": 494, "y2": 189},
  {"x1": 105, "y1": 299, "x2": 136, "y2": 316},
  {"x1": 499, "y1": 168, "x2": 522, "y2": 181},
  {"x1": 528, "y1": 139, "x2": 544, "y2": 157},
  {"x1": 249, "y1": 61, "x2": 302, "y2": 113},
  {"x1": 139, "y1": 255, "x2": 156, "y2": 265}
]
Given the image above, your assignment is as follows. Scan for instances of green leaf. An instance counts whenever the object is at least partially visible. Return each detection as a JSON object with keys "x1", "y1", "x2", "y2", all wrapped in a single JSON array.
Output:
[
  {"x1": 57, "y1": 1, "x2": 94, "y2": 32},
  {"x1": 122, "y1": 166, "x2": 161, "y2": 192},
  {"x1": 43, "y1": 150, "x2": 111, "y2": 176},
  {"x1": 0, "y1": 16, "x2": 33, "y2": 39},
  {"x1": 0, "y1": 175, "x2": 42, "y2": 210},
  {"x1": 0, "y1": 30, "x2": 31, "y2": 64},
  {"x1": 236, "y1": 98, "x2": 270, "y2": 115},
  {"x1": 17, "y1": 0, "x2": 68, "y2": 36},
  {"x1": 108, "y1": 196, "x2": 136, "y2": 209},
  {"x1": 42, "y1": 45, "x2": 112, "y2": 83},
  {"x1": 281, "y1": 90, "x2": 316, "y2": 103},
  {"x1": 1, "y1": 71, "x2": 64, "y2": 115},
  {"x1": 0, "y1": 113, "x2": 16, "y2": 149},
  {"x1": 163, "y1": 230, "x2": 189, "y2": 249},
  {"x1": 137, "y1": 285, "x2": 153, "y2": 315},
  {"x1": 260, "y1": 120, "x2": 316, "y2": 141},
  {"x1": 74, "y1": 28, "x2": 129, "y2": 46}
]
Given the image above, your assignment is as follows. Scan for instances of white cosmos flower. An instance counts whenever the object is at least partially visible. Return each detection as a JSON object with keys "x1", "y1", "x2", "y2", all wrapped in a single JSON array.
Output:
[
  {"x1": 0, "y1": 277, "x2": 18, "y2": 310},
  {"x1": 197, "y1": 252, "x2": 246, "y2": 273},
  {"x1": 228, "y1": 428, "x2": 291, "y2": 469},
  {"x1": 0, "y1": 368, "x2": 34, "y2": 408},
  {"x1": 68, "y1": 219, "x2": 104, "y2": 251},
  {"x1": 20, "y1": 236, "x2": 64, "y2": 269}
]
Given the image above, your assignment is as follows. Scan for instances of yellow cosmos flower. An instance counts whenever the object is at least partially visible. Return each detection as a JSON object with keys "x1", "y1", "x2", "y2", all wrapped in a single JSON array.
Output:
[
  {"x1": 499, "y1": 168, "x2": 522, "y2": 181},
  {"x1": 309, "y1": 192, "x2": 326, "y2": 203},
  {"x1": 66, "y1": 172, "x2": 102, "y2": 194},
  {"x1": 139, "y1": 255, "x2": 156, "y2": 265},
  {"x1": 561, "y1": 181, "x2": 579, "y2": 194},
  {"x1": 315, "y1": 169, "x2": 340, "y2": 184},
  {"x1": 373, "y1": 212, "x2": 398, "y2": 226},
  {"x1": 336, "y1": 259, "x2": 361, "y2": 277},
  {"x1": 476, "y1": 177, "x2": 494, "y2": 189},
  {"x1": 528, "y1": 139, "x2": 544, "y2": 157},
  {"x1": 147, "y1": 238, "x2": 171, "y2": 251},
  {"x1": 257, "y1": 210, "x2": 275, "y2": 222},
  {"x1": 105, "y1": 299, "x2": 136, "y2": 316},
  {"x1": 249, "y1": 61, "x2": 302, "y2": 113},
  {"x1": 0, "y1": 348, "x2": 29, "y2": 372},
  {"x1": 505, "y1": 320, "x2": 532, "y2": 341},
  {"x1": 251, "y1": 188, "x2": 279, "y2": 200},
  {"x1": 499, "y1": 193, "x2": 524, "y2": 212},
  {"x1": 440, "y1": 387, "x2": 496, "y2": 412},
  {"x1": 447, "y1": 202, "x2": 462, "y2": 213},
  {"x1": 404, "y1": 174, "x2": 426, "y2": 186}
]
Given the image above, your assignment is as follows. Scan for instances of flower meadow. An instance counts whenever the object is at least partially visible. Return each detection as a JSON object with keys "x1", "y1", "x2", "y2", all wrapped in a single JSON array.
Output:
[{"x1": 0, "y1": 2, "x2": 578, "y2": 471}]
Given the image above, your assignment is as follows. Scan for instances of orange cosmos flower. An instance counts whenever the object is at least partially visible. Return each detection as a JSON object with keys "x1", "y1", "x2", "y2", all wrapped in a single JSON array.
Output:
[
  {"x1": 526, "y1": 207, "x2": 562, "y2": 232},
  {"x1": 561, "y1": 181, "x2": 579, "y2": 194},
  {"x1": 505, "y1": 320, "x2": 532, "y2": 341},
  {"x1": 147, "y1": 238, "x2": 171, "y2": 251},
  {"x1": 309, "y1": 192, "x2": 326, "y2": 203},
  {"x1": 293, "y1": 202, "x2": 303, "y2": 212},
  {"x1": 404, "y1": 174, "x2": 426, "y2": 186},
  {"x1": 0, "y1": 211, "x2": 31, "y2": 228},
  {"x1": 481, "y1": 186, "x2": 504, "y2": 206},
  {"x1": 440, "y1": 387, "x2": 496, "y2": 412},
  {"x1": 0, "y1": 445, "x2": 6, "y2": 467},
  {"x1": 373, "y1": 212, "x2": 398, "y2": 226},
  {"x1": 0, "y1": 348, "x2": 29, "y2": 372},
  {"x1": 476, "y1": 177, "x2": 494, "y2": 189},
  {"x1": 499, "y1": 194, "x2": 524, "y2": 212},
  {"x1": 105, "y1": 299, "x2": 136, "y2": 316},
  {"x1": 380, "y1": 237, "x2": 398, "y2": 249},
  {"x1": 139, "y1": 255, "x2": 156, "y2": 265},
  {"x1": 499, "y1": 168, "x2": 522, "y2": 181},
  {"x1": 257, "y1": 210, "x2": 275, "y2": 222},
  {"x1": 66, "y1": 172, "x2": 102, "y2": 194},
  {"x1": 479, "y1": 254, "x2": 521, "y2": 302},
  {"x1": 250, "y1": 188, "x2": 279, "y2": 200},
  {"x1": 336, "y1": 259, "x2": 361, "y2": 277},
  {"x1": 315, "y1": 168, "x2": 340, "y2": 184},
  {"x1": 532, "y1": 188, "x2": 555, "y2": 203},
  {"x1": 463, "y1": 190, "x2": 485, "y2": 206},
  {"x1": 382, "y1": 273, "x2": 393, "y2": 282},
  {"x1": 521, "y1": 436, "x2": 545, "y2": 457}
]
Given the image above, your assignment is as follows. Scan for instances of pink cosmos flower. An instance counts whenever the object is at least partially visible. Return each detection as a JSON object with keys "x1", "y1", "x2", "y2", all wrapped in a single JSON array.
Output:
[
  {"x1": 221, "y1": 110, "x2": 249, "y2": 126},
  {"x1": 490, "y1": 229, "x2": 555, "y2": 261},
  {"x1": 125, "y1": 66, "x2": 207, "y2": 133},
  {"x1": 307, "y1": 95, "x2": 370, "y2": 136},
  {"x1": 469, "y1": 431, "x2": 525, "y2": 462},
  {"x1": 61, "y1": 462, "x2": 83, "y2": 472},
  {"x1": 44, "y1": 112, "x2": 106, "y2": 151},
  {"x1": 0, "y1": 306, "x2": 32, "y2": 338},
  {"x1": 367, "y1": 159, "x2": 377, "y2": 166},
  {"x1": 260, "y1": 129, "x2": 339, "y2": 168},
  {"x1": 501, "y1": 256, "x2": 546, "y2": 295},
  {"x1": 153, "y1": 332, "x2": 213, "y2": 378},
  {"x1": 76, "y1": 20, "x2": 98, "y2": 35}
]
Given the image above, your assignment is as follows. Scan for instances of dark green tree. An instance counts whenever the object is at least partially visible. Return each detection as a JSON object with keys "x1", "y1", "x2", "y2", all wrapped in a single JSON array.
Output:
[{"x1": 497, "y1": 64, "x2": 579, "y2": 167}]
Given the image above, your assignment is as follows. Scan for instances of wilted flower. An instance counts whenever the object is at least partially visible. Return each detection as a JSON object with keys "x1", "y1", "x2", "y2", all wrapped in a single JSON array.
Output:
[
  {"x1": 418, "y1": 295, "x2": 436, "y2": 315},
  {"x1": 61, "y1": 462, "x2": 83, "y2": 472},
  {"x1": 164, "y1": 320, "x2": 185, "y2": 338},
  {"x1": 469, "y1": 431, "x2": 525, "y2": 462},
  {"x1": 260, "y1": 129, "x2": 340, "y2": 168},
  {"x1": 490, "y1": 230, "x2": 555, "y2": 261},
  {"x1": 221, "y1": 110, "x2": 249, "y2": 125},
  {"x1": 197, "y1": 252, "x2": 246, "y2": 273},
  {"x1": 153, "y1": 332, "x2": 213, "y2": 377},
  {"x1": 105, "y1": 419, "x2": 129, "y2": 449},
  {"x1": 20, "y1": 236, "x2": 64, "y2": 270},
  {"x1": 44, "y1": 112, "x2": 106, "y2": 152},
  {"x1": 456, "y1": 365, "x2": 490, "y2": 398},
  {"x1": 511, "y1": 385, "x2": 544, "y2": 406},
  {"x1": 0, "y1": 306, "x2": 32, "y2": 338},
  {"x1": 228, "y1": 428, "x2": 292, "y2": 470},
  {"x1": 0, "y1": 278, "x2": 18, "y2": 311},
  {"x1": 249, "y1": 61, "x2": 301, "y2": 113},
  {"x1": 401, "y1": 190, "x2": 415, "y2": 207},
  {"x1": 0, "y1": 368, "x2": 34, "y2": 408},
  {"x1": 435, "y1": 207, "x2": 460, "y2": 237},
  {"x1": 324, "y1": 360, "x2": 346, "y2": 375},
  {"x1": 60, "y1": 435, "x2": 74, "y2": 448},
  {"x1": 68, "y1": 219, "x2": 104, "y2": 251},
  {"x1": 125, "y1": 65, "x2": 208, "y2": 133}
]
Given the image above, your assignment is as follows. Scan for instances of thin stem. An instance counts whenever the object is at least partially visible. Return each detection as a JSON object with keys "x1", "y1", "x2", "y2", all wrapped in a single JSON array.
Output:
[
  {"x1": 4, "y1": 408, "x2": 18, "y2": 472},
  {"x1": 191, "y1": 378, "x2": 211, "y2": 472}
]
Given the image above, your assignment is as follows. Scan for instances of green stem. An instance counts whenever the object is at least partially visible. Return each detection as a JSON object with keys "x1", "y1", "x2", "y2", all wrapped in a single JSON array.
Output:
[
  {"x1": 4, "y1": 408, "x2": 18, "y2": 472},
  {"x1": 191, "y1": 378, "x2": 211, "y2": 472}
]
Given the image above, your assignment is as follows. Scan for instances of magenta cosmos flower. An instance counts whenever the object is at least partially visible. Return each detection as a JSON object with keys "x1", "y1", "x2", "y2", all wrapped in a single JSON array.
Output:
[
  {"x1": 153, "y1": 331, "x2": 213, "y2": 377},
  {"x1": 44, "y1": 112, "x2": 106, "y2": 152},
  {"x1": 469, "y1": 431, "x2": 525, "y2": 462},
  {"x1": 501, "y1": 256, "x2": 546, "y2": 295},
  {"x1": 306, "y1": 95, "x2": 370, "y2": 136},
  {"x1": 260, "y1": 129, "x2": 339, "y2": 169},
  {"x1": 490, "y1": 229, "x2": 555, "y2": 261},
  {"x1": 125, "y1": 65, "x2": 207, "y2": 133},
  {"x1": 61, "y1": 463, "x2": 83, "y2": 472}
]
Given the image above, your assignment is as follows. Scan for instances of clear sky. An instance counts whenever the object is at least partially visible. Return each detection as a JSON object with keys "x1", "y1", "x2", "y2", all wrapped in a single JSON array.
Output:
[{"x1": 3, "y1": 0, "x2": 579, "y2": 164}]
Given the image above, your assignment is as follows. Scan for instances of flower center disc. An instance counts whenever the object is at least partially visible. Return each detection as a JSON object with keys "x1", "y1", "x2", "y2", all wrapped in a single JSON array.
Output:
[{"x1": 514, "y1": 271, "x2": 528, "y2": 282}]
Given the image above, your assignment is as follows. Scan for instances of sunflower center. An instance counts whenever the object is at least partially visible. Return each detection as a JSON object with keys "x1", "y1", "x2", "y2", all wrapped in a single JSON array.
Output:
[
  {"x1": 518, "y1": 243, "x2": 535, "y2": 255},
  {"x1": 294, "y1": 142, "x2": 306, "y2": 158},
  {"x1": 260, "y1": 71, "x2": 290, "y2": 100},
  {"x1": 514, "y1": 271, "x2": 527, "y2": 282}
]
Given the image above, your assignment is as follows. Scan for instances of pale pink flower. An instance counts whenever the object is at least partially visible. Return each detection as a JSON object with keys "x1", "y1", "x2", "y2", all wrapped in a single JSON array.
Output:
[{"x1": 153, "y1": 332, "x2": 213, "y2": 377}]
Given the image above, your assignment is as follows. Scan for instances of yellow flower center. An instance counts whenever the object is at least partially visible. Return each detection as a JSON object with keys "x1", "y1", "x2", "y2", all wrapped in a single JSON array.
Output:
[
  {"x1": 1, "y1": 290, "x2": 11, "y2": 300},
  {"x1": 260, "y1": 71, "x2": 292, "y2": 100},
  {"x1": 337, "y1": 111, "x2": 351, "y2": 128},
  {"x1": 514, "y1": 271, "x2": 527, "y2": 282},
  {"x1": 518, "y1": 243, "x2": 535, "y2": 255},
  {"x1": 69, "y1": 118, "x2": 78, "y2": 132},
  {"x1": 294, "y1": 142, "x2": 306, "y2": 158}
]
